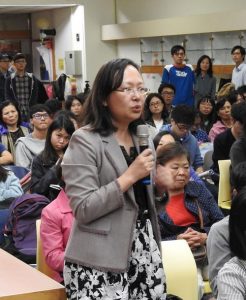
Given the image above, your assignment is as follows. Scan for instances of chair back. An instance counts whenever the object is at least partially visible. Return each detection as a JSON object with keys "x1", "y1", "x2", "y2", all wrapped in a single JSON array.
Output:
[
  {"x1": 36, "y1": 219, "x2": 55, "y2": 279},
  {"x1": 6, "y1": 165, "x2": 30, "y2": 180},
  {"x1": 161, "y1": 240, "x2": 198, "y2": 300},
  {"x1": 203, "y1": 150, "x2": 213, "y2": 171},
  {"x1": 218, "y1": 159, "x2": 231, "y2": 210}
]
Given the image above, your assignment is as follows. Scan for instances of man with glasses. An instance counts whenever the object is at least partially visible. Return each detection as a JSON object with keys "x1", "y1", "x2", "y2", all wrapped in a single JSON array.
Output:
[
  {"x1": 0, "y1": 53, "x2": 11, "y2": 103},
  {"x1": 5, "y1": 53, "x2": 48, "y2": 121},
  {"x1": 158, "y1": 82, "x2": 175, "y2": 117},
  {"x1": 15, "y1": 104, "x2": 52, "y2": 169},
  {"x1": 161, "y1": 45, "x2": 195, "y2": 107},
  {"x1": 160, "y1": 104, "x2": 203, "y2": 173},
  {"x1": 231, "y1": 45, "x2": 246, "y2": 89}
]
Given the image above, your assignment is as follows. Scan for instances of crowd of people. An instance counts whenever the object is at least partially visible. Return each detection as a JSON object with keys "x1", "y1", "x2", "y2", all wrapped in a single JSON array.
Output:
[{"x1": 0, "y1": 44, "x2": 246, "y2": 300}]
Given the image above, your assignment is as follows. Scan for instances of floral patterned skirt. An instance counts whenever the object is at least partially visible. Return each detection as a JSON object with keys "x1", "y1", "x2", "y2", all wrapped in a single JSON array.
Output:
[{"x1": 64, "y1": 218, "x2": 166, "y2": 300}]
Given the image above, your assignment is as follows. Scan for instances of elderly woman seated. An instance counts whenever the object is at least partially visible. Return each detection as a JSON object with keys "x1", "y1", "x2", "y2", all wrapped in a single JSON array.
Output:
[{"x1": 155, "y1": 142, "x2": 223, "y2": 292}]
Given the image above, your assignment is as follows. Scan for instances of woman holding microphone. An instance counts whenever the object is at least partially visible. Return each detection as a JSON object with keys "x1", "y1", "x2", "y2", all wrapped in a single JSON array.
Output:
[{"x1": 62, "y1": 58, "x2": 166, "y2": 299}]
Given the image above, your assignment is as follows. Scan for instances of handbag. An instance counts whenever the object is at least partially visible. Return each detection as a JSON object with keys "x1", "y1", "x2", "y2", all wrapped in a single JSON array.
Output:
[{"x1": 191, "y1": 199, "x2": 207, "y2": 264}]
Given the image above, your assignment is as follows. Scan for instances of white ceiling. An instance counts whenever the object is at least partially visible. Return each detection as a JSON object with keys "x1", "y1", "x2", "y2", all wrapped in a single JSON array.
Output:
[{"x1": 0, "y1": 5, "x2": 75, "y2": 14}]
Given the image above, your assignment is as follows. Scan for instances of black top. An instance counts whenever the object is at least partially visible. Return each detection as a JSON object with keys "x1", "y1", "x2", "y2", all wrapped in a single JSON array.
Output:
[
  {"x1": 230, "y1": 137, "x2": 246, "y2": 169},
  {"x1": 8, "y1": 127, "x2": 25, "y2": 150},
  {"x1": 120, "y1": 146, "x2": 148, "y2": 212},
  {"x1": 212, "y1": 128, "x2": 236, "y2": 173}
]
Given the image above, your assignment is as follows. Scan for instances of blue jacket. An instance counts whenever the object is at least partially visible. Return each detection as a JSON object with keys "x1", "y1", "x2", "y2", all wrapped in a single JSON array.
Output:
[
  {"x1": 159, "y1": 181, "x2": 223, "y2": 240},
  {"x1": 0, "y1": 171, "x2": 23, "y2": 202},
  {"x1": 160, "y1": 124, "x2": 203, "y2": 170},
  {"x1": 162, "y1": 64, "x2": 195, "y2": 106},
  {"x1": 0, "y1": 122, "x2": 30, "y2": 135}
]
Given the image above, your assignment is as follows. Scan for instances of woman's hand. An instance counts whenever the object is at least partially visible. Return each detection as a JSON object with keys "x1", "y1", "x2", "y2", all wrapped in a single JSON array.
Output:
[
  {"x1": 117, "y1": 149, "x2": 154, "y2": 193},
  {"x1": 177, "y1": 227, "x2": 207, "y2": 249}
]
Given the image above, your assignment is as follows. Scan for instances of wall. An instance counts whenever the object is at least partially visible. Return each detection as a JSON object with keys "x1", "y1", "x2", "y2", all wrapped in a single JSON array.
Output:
[
  {"x1": 81, "y1": 0, "x2": 117, "y2": 83},
  {"x1": 2, "y1": 0, "x2": 117, "y2": 86},
  {"x1": 115, "y1": 0, "x2": 246, "y2": 23}
]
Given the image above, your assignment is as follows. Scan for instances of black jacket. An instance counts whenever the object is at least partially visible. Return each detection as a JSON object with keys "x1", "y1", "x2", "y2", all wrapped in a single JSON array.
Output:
[
  {"x1": 212, "y1": 128, "x2": 236, "y2": 173},
  {"x1": 5, "y1": 72, "x2": 48, "y2": 108},
  {"x1": 30, "y1": 154, "x2": 63, "y2": 200}
]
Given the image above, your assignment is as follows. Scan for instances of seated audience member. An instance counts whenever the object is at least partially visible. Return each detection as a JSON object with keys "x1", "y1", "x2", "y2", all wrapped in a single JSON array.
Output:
[
  {"x1": 153, "y1": 131, "x2": 203, "y2": 185},
  {"x1": 0, "y1": 165, "x2": 23, "y2": 244},
  {"x1": 45, "y1": 98, "x2": 62, "y2": 119},
  {"x1": 40, "y1": 189, "x2": 73, "y2": 283},
  {"x1": 0, "y1": 100, "x2": 30, "y2": 159},
  {"x1": 30, "y1": 114, "x2": 75, "y2": 200},
  {"x1": 212, "y1": 101, "x2": 246, "y2": 174},
  {"x1": 55, "y1": 110, "x2": 79, "y2": 130},
  {"x1": 216, "y1": 82, "x2": 235, "y2": 102},
  {"x1": 158, "y1": 83, "x2": 175, "y2": 118},
  {"x1": 65, "y1": 94, "x2": 86, "y2": 128},
  {"x1": 160, "y1": 104, "x2": 204, "y2": 173},
  {"x1": 191, "y1": 112, "x2": 210, "y2": 144},
  {"x1": 209, "y1": 98, "x2": 232, "y2": 142},
  {"x1": 0, "y1": 142, "x2": 13, "y2": 165},
  {"x1": 197, "y1": 97, "x2": 216, "y2": 134},
  {"x1": 15, "y1": 104, "x2": 52, "y2": 169},
  {"x1": 207, "y1": 161, "x2": 246, "y2": 297},
  {"x1": 236, "y1": 85, "x2": 246, "y2": 102},
  {"x1": 217, "y1": 188, "x2": 246, "y2": 300},
  {"x1": 155, "y1": 142, "x2": 223, "y2": 291},
  {"x1": 230, "y1": 110, "x2": 246, "y2": 169},
  {"x1": 144, "y1": 93, "x2": 168, "y2": 131}
]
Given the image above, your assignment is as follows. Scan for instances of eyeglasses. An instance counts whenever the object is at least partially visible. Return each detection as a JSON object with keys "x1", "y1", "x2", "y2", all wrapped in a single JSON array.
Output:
[
  {"x1": 200, "y1": 102, "x2": 212, "y2": 107},
  {"x1": 115, "y1": 87, "x2": 149, "y2": 96},
  {"x1": 173, "y1": 52, "x2": 185, "y2": 57},
  {"x1": 0, "y1": 60, "x2": 10, "y2": 63},
  {"x1": 32, "y1": 113, "x2": 49, "y2": 120},
  {"x1": 15, "y1": 59, "x2": 26, "y2": 64},
  {"x1": 149, "y1": 101, "x2": 163, "y2": 107},
  {"x1": 176, "y1": 123, "x2": 191, "y2": 131},
  {"x1": 161, "y1": 91, "x2": 174, "y2": 96}
]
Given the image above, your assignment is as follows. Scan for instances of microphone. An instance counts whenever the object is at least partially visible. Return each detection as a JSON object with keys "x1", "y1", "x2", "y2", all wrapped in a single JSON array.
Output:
[{"x1": 136, "y1": 124, "x2": 151, "y2": 185}]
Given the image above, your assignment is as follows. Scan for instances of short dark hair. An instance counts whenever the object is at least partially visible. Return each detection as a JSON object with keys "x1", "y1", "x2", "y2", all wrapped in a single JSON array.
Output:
[
  {"x1": 171, "y1": 45, "x2": 185, "y2": 56},
  {"x1": 144, "y1": 93, "x2": 168, "y2": 122},
  {"x1": 195, "y1": 55, "x2": 213, "y2": 77},
  {"x1": 29, "y1": 104, "x2": 51, "y2": 119},
  {"x1": 0, "y1": 100, "x2": 22, "y2": 127},
  {"x1": 231, "y1": 45, "x2": 246, "y2": 57},
  {"x1": 215, "y1": 98, "x2": 231, "y2": 121},
  {"x1": 158, "y1": 83, "x2": 176, "y2": 94},
  {"x1": 171, "y1": 104, "x2": 195, "y2": 125},
  {"x1": 229, "y1": 187, "x2": 246, "y2": 259},
  {"x1": 231, "y1": 101, "x2": 246, "y2": 124},
  {"x1": 13, "y1": 52, "x2": 26, "y2": 62},
  {"x1": 45, "y1": 99, "x2": 62, "y2": 116},
  {"x1": 82, "y1": 58, "x2": 143, "y2": 136},
  {"x1": 237, "y1": 85, "x2": 246, "y2": 96},
  {"x1": 153, "y1": 130, "x2": 178, "y2": 150},
  {"x1": 230, "y1": 162, "x2": 246, "y2": 192},
  {"x1": 65, "y1": 94, "x2": 86, "y2": 111},
  {"x1": 156, "y1": 142, "x2": 190, "y2": 166}
]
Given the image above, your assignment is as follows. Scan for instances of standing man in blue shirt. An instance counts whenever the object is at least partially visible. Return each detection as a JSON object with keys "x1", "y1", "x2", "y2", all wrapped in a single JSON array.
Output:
[
  {"x1": 231, "y1": 45, "x2": 246, "y2": 89},
  {"x1": 161, "y1": 45, "x2": 195, "y2": 107}
]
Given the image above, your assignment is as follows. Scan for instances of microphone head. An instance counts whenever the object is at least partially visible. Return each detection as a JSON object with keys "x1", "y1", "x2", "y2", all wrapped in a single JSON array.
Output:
[{"x1": 136, "y1": 124, "x2": 149, "y2": 138}]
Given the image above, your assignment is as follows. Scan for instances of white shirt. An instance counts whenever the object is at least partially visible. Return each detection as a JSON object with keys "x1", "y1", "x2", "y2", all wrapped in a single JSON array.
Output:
[{"x1": 232, "y1": 62, "x2": 246, "y2": 89}]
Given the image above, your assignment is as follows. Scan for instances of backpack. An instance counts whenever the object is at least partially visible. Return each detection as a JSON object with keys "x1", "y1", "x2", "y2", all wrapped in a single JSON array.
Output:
[{"x1": 2, "y1": 194, "x2": 50, "y2": 263}]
